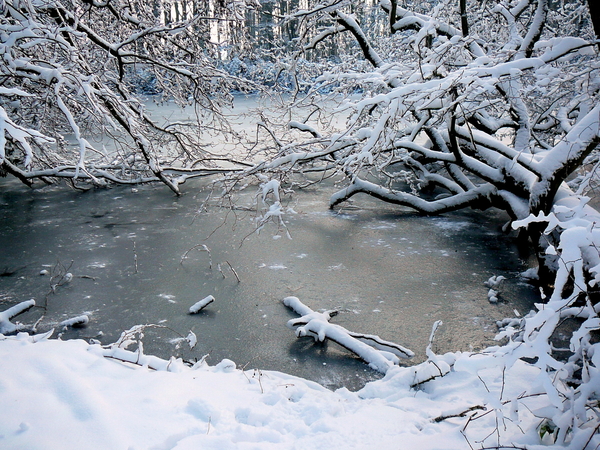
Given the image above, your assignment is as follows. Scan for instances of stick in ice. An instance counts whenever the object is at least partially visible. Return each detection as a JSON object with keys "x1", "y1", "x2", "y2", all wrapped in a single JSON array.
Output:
[
  {"x1": 189, "y1": 295, "x2": 215, "y2": 314},
  {"x1": 59, "y1": 315, "x2": 89, "y2": 328}
]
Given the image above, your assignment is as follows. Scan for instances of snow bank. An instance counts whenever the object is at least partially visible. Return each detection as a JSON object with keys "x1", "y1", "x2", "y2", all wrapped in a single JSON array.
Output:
[{"x1": 1, "y1": 331, "x2": 571, "y2": 450}]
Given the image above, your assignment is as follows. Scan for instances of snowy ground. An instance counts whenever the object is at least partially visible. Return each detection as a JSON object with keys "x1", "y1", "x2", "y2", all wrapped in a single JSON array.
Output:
[{"x1": 0, "y1": 331, "x2": 575, "y2": 450}]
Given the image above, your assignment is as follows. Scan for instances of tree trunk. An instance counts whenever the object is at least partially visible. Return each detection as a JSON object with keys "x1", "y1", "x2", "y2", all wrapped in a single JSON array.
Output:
[
  {"x1": 459, "y1": 0, "x2": 468, "y2": 37},
  {"x1": 588, "y1": 0, "x2": 600, "y2": 50}
]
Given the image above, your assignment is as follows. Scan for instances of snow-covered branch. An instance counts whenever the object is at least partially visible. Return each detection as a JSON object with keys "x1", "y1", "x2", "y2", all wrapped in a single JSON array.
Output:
[
  {"x1": 502, "y1": 195, "x2": 600, "y2": 446},
  {"x1": 330, "y1": 176, "x2": 497, "y2": 214},
  {"x1": 0, "y1": 300, "x2": 35, "y2": 334},
  {"x1": 262, "y1": 0, "x2": 599, "y2": 289},
  {"x1": 0, "y1": 0, "x2": 254, "y2": 194},
  {"x1": 283, "y1": 296, "x2": 413, "y2": 373}
]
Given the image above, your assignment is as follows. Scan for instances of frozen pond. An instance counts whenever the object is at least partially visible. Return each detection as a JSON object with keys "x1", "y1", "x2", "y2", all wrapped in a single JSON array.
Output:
[{"x1": 0, "y1": 176, "x2": 539, "y2": 390}]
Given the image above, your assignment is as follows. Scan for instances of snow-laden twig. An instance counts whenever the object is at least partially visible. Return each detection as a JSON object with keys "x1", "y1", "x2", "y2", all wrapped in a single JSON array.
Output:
[
  {"x1": 408, "y1": 320, "x2": 452, "y2": 386},
  {"x1": 507, "y1": 195, "x2": 600, "y2": 446},
  {"x1": 169, "y1": 331, "x2": 198, "y2": 351},
  {"x1": 282, "y1": 296, "x2": 413, "y2": 373},
  {"x1": 180, "y1": 244, "x2": 212, "y2": 269},
  {"x1": 224, "y1": 261, "x2": 241, "y2": 282}
]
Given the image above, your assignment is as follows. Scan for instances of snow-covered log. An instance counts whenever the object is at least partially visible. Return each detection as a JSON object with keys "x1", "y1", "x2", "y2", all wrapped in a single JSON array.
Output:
[
  {"x1": 0, "y1": 300, "x2": 36, "y2": 334},
  {"x1": 59, "y1": 315, "x2": 89, "y2": 328},
  {"x1": 283, "y1": 296, "x2": 413, "y2": 373},
  {"x1": 189, "y1": 296, "x2": 215, "y2": 314}
]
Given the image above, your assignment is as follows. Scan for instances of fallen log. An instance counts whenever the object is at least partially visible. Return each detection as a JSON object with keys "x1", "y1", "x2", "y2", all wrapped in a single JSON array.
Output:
[{"x1": 282, "y1": 296, "x2": 414, "y2": 374}]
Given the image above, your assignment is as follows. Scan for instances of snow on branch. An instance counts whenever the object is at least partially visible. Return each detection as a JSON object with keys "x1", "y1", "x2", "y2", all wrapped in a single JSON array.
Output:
[
  {"x1": 282, "y1": 296, "x2": 413, "y2": 374},
  {"x1": 506, "y1": 194, "x2": 600, "y2": 445},
  {"x1": 100, "y1": 324, "x2": 197, "y2": 371},
  {"x1": 288, "y1": 121, "x2": 322, "y2": 138},
  {"x1": 0, "y1": 300, "x2": 36, "y2": 334},
  {"x1": 0, "y1": 0, "x2": 253, "y2": 194},
  {"x1": 98, "y1": 342, "x2": 187, "y2": 372},
  {"x1": 272, "y1": 0, "x2": 599, "y2": 234},
  {"x1": 330, "y1": 176, "x2": 496, "y2": 213},
  {"x1": 59, "y1": 315, "x2": 89, "y2": 328}
]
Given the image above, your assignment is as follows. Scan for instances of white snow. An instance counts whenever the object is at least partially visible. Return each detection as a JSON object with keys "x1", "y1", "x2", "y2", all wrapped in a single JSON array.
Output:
[
  {"x1": 487, "y1": 289, "x2": 500, "y2": 303},
  {"x1": 0, "y1": 330, "x2": 573, "y2": 450},
  {"x1": 486, "y1": 275, "x2": 506, "y2": 286}
]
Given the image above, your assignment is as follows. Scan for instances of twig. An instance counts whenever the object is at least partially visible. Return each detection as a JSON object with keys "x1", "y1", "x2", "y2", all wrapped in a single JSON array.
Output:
[
  {"x1": 253, "y1": 369, "x2": 264, "y2": 394},
  {"x1": 42, "y1": 259, "x2": 75, "y2": 310},
  {"x1": 433, "y1": 406, "x2": 487, "y2": 423},
  {"x1": 180, "y1": 244, "x2": 212, "y2": 269},
  {"x1": 132, "y1": 241, "x2": 138, "y2": 274},
  {"x1": 32, "y1": 314, "x2": 45, "y2": 333},
  {"x1": 460, "y1": 429, "x2": 475, "y2": 450},
  {"x1": 225, "y1": 260, "x2": 241, "y2": 282},
  {"x1": 582, "y1": 422, "x2": 600, "y2": 450},
  {"x1": 79, "y1": 275, "x2": 98, "y2": 281},
  {"x1": 479, "y1": 446, "x2": 529, "y2": 450}
]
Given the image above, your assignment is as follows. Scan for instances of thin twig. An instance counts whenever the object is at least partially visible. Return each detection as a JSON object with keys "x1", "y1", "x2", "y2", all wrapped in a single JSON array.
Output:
[
  {"x1": 132, "y1": 241, "x2": 138, "y2": 274},
  {"x1": 225, "y1": 260, "x2": 240, "y2": 282},
  {"x1": 433, "y1": 405, "x2": 486, "y2": 423}
]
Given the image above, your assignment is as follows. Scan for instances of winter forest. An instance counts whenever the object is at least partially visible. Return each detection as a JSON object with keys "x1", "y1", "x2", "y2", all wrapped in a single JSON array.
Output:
[{"x1": 1, "y1": 0, "x2": 600, "y2": 448}]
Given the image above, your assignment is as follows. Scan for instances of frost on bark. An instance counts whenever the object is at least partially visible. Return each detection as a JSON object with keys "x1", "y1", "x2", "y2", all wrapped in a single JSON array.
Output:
[{"x1": 0, "y1": 0, "x2": 256, "y2": 194}]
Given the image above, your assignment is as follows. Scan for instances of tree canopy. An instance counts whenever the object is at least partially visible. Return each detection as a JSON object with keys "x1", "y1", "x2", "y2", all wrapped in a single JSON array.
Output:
[
  {"x1": 0, "y1": 0, "x2": 257, "y2": 194},
  {"x1": 230, "y1": 0, "x2": 599, "y2": 284}
]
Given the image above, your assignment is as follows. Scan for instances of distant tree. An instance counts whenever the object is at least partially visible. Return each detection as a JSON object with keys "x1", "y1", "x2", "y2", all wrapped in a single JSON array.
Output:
[
  {"x1": 0, "y1": 0, "x2": 257, "y2": 195},
  {"x1": 587, "y1": 0, "x2": 600, "y2": 48}
]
